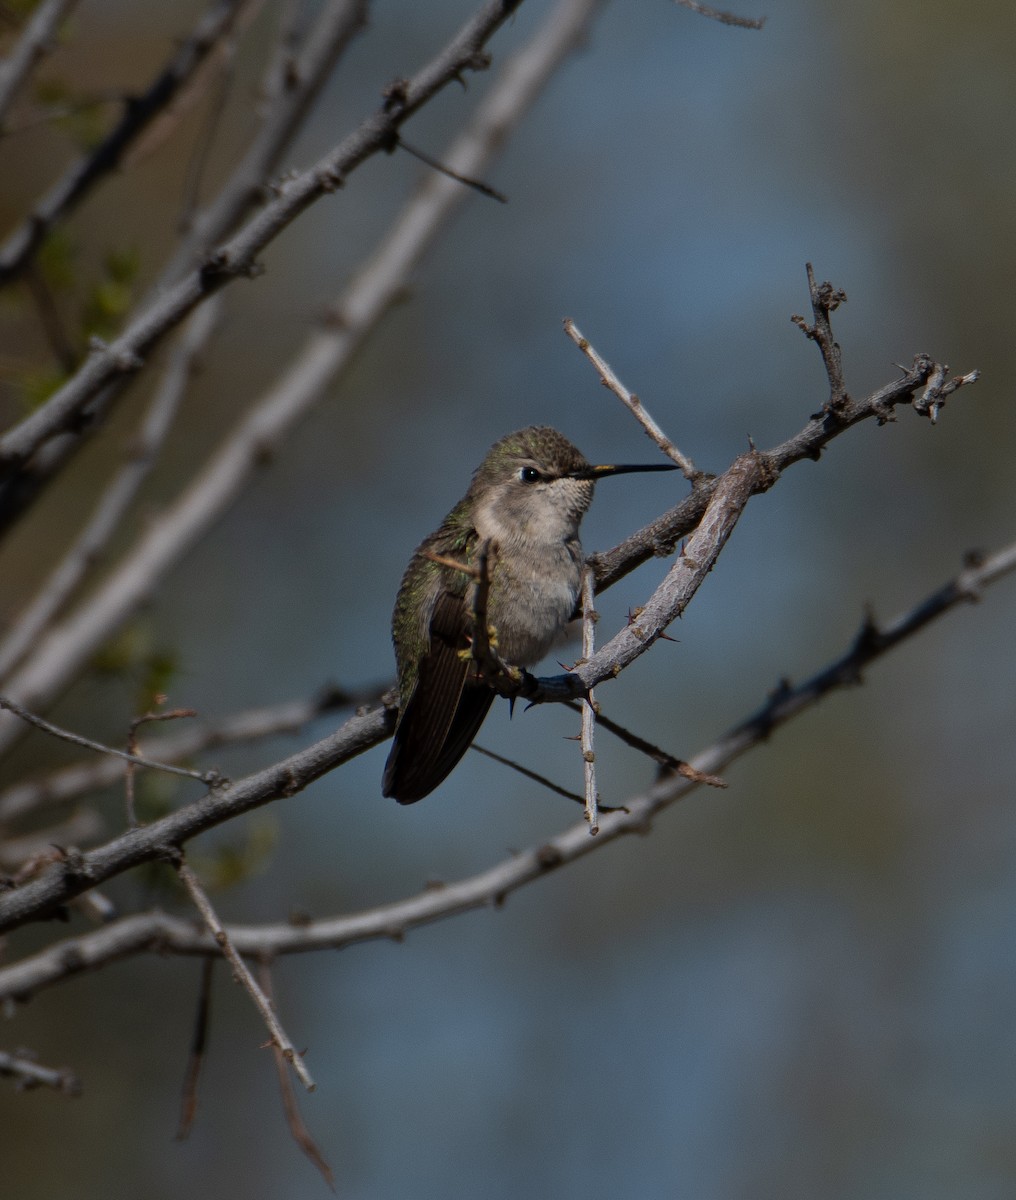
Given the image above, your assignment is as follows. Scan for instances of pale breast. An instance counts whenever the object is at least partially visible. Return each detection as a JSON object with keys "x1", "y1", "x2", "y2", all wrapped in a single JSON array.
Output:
[{"x1": 487, "y1": 538, "x2": 583, "y2": 667}]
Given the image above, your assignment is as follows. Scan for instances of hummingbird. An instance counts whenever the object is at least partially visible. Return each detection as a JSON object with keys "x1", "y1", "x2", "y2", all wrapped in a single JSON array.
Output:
[{"x1": 382, "y1": 425, "x2": 677, "y2": 803}]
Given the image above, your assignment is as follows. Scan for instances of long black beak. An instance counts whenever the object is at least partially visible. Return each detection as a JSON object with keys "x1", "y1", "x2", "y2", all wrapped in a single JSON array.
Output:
[{"x1": 568, "y1": 462, "x2": 679, "y2": 480}]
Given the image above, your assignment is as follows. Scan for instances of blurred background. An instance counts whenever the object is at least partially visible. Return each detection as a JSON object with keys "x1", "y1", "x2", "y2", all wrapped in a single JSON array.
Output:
[{"x1": 1, "y1": 0, "x2": 1015, "y2": 1196}]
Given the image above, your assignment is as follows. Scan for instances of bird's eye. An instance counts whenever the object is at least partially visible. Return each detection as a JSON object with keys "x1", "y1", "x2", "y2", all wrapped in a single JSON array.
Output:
[{"x1": 518, "y1": 466, "x2": 542, "y2": 483}]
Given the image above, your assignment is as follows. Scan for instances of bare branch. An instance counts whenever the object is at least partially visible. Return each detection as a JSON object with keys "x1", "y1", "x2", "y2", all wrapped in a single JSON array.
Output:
[
  {"x1": 0, "y1": 320, "x2": 984, "y2": 931},
  {"x1": 175, "y1": 857, "x2": 315, "y2": 1092},
  {"x1": 563, "y1": 317, "x2": 701, "y2": 480},
  {"x1": 175, "y1": 957, "x2": 214, "y2": 1140},
  {"x1": 587, "y1": 350, "x2": 979, "y2": 595},
  {"x1": 2, "y1": 537, "x2": 1013, "y2": 998},
  {"x1": 0, "y1": 0, "x2": 80, "y2": 130},
  {"x1": 0, "y1": 704, "x2": 392, "y2": 933},
  {"x1": 0, "y1": 1048, "x2": 81, "y2": 1095},
  {"x1": 790, "y1": 262, "x2": 850, "y2": 414},
  {"x1": 163, "y1": 0, "x2": 369, "y2": 280},
  {"x1": 0, "y1": 0, "x2": 371, "y2": 532},
  {"x1": 673, "y1": 0, "x2": 765, "y2": 30},
  {"x1": 0, "y1": 301, "x2": 221, "y2": 684},
  {"x1": 258, "y1": 962, "x2": 335, "y2": 1189},
  {"x1": 579, "y1": 565, "x2": 600, "y2": 833}
]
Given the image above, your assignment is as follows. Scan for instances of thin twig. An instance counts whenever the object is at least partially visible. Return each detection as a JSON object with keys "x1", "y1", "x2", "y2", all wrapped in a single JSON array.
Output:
[
  {"x1": 175, "y1": 20, "x2": 244, "y2": 231},
  {"x1": 673, "y1": 0, "x2": 765, "y2": 30},
  {"x1": 0, "y1": 694, "x2": 220, "y2": 785},
  {"x1": 0, "y1": 0, "x2": 80, "y2": 130},
  {"x1": 564, "y1": 699, "x2": 726, "y2": 788},
  {"x1": 176, "y1": 957, "x2": 214, "y2": 1140},
  {"x1": 25, "y1": 263, "x2": 77, "y2": 372},
  {"x1": 0, "y1": 300, "x2": 221, "y2": 684},
  {"x1": 563, "y1": 317, "x2": 700, "y2": 480},
  {"x1": 258, "y1": 962, "x2": 335, "y2": 1190},
  {"x1": 471, "y1": 743, "x2": 586, "y2": 805},
  {"x1": 579, "y1": 565, "x2": 599, "y2": 833},
  {"x1": 790, "y1": 262, "x2": 849, "y2": 414},
  {"x1": 175, "y1": 858, "x2": 315, "y2": 1092},
  {"x1": 125, "y1": 706, "x2": 198, "y2": 828},
  {"x1": 0, "y1": 1048, "x2": 81, "y2": 1095},
  {"x1": 0, "y1": 684, "x2": 376, "y2": 824},
  {"x1": 397, "y1": 134, "x2": 507, "y2": 202}
]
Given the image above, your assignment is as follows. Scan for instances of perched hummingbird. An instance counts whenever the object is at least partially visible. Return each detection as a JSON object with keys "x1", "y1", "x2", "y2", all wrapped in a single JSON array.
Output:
[{"x1": 382, "y1": 425, "x2": 677, "y2": 803}]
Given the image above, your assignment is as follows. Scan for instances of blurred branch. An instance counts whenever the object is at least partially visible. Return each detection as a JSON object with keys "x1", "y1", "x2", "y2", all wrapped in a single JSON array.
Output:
[
  {"x1": 0, "y1": 0, "x2": 79, "y2": 131},
  {"x1": 0, "y1": 0, "x2": 531, "y2": 492},
  {"x1": 0, "y1": 0, "x2": 369, "y2": 531},
  {"x1": 164, "y1": 0, "x2": 369, "y2": 279},
  {"x1": 673, "y1": 0, "x2": 765, "y2": 30},
  {"x1": 0, "y1": 0, "x2": 604, "y2": 757},
  {"x1": 175, "y1": 957, "x2": 214, "y2": 1140},
  {"x1": 0, "y1": 1048, "x2": 81, "y2": 1095},
  {"x1": 0, "y1": 344, "x2": 991, "y2": 937},
  {"x1": 0, "y1": 0, "x2": 256, "y2": 286},
  {"x1": 0, "y1": 809, "x2": 102, "y2": 871},
  {"x1": 0, "y1": 300, "x2": 221, "y2": 684},
  {"x1": 3, "y1": 533, "x2": 1014, "y2": 996}
]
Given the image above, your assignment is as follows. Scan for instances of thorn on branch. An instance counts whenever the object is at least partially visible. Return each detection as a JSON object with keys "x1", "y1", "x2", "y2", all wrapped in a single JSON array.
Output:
[
  {"x1": 851, "y1": 605, "x2": 884, "y2": 658},
  {"x1": 381, "y1": 77, "x2": 409, "y2": 113},
  {"x1": 316, "y1": 165, "x2": 345, "y2": 193}
]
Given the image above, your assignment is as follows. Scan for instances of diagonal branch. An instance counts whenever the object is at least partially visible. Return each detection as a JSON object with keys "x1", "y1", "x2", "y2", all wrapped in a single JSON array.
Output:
[
  {"x1": 0, "y1": 0, "x2": 371, "y2": 533},
  {"x1": 0, "y1": 0, "x2": 256, "y2": 285},
  {"x1": 0, "y1": 300, "x2": 221, "y2": 684},
  {"x1": 0, "y1": 1047, "x2": 81, "y2": 1095},
  {"x1": 0, "y1": 0, "x2": 80, "y2": 131}
]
